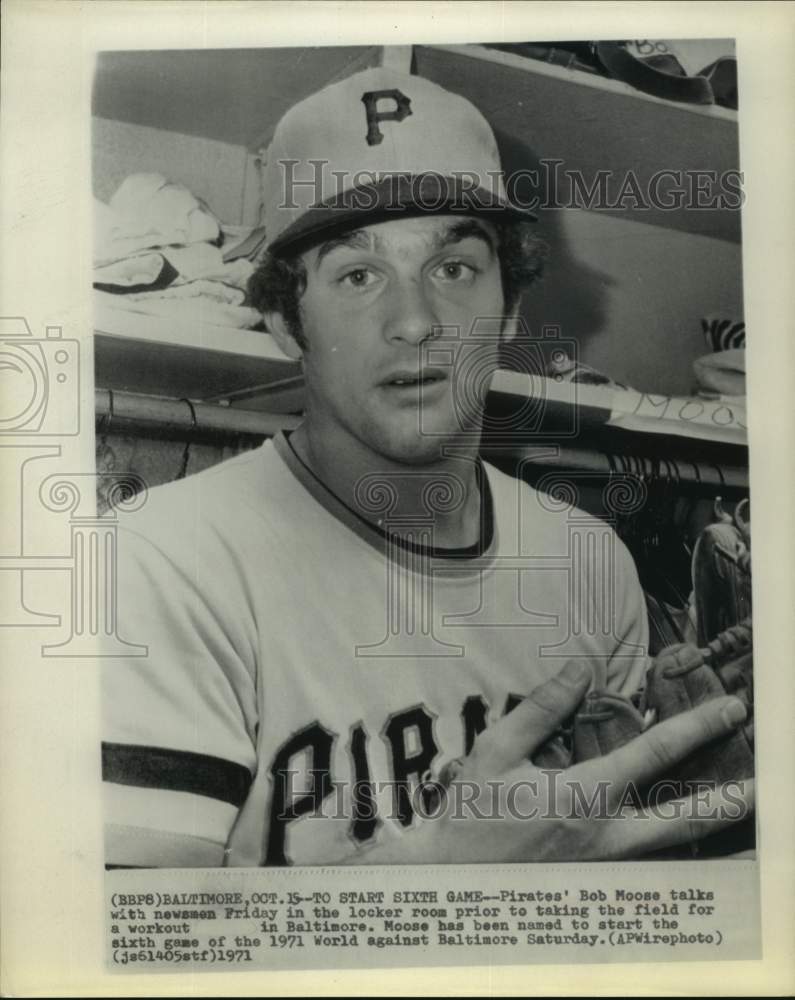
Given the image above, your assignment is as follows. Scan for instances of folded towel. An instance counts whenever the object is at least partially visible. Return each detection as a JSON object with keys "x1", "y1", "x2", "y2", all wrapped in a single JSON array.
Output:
[
  {"x1": 94, "y1": 173, "x2": 220, "y2": 264},
  {"x1": 693, "y1": 348, "x2": 745, "y2": 396}
]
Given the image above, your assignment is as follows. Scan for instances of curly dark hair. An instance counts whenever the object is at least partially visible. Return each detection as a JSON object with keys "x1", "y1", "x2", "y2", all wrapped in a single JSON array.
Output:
[{"x1": 247, "y1": 218, "x2": 546, "y2": 349}]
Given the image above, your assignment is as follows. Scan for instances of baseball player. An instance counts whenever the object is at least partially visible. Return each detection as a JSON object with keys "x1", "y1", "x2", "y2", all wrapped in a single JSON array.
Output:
[{"x1": 102, "y1": 68, "x2": 753, "y2": 867}]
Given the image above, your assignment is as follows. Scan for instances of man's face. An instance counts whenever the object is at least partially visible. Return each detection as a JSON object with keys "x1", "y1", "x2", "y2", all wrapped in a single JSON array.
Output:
[{"x1": 281, "y1": 214, "x2": 508, "y2": 466}]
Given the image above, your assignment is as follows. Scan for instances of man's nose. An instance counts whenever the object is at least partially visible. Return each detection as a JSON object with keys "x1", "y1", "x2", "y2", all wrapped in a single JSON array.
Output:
[{"x1": 382, "y1": 278, "x2": 440, "y2": 346}]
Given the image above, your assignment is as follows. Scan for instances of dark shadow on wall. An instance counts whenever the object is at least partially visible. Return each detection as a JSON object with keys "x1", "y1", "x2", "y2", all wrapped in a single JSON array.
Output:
[{"x1": 495, "y1": 128, "x2": 614, "y2": 371}]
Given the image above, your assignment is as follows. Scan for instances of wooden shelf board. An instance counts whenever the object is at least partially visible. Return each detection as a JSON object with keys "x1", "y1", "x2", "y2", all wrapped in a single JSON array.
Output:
[{"x1": 94, "y1": 302, "x2": 299, "y2": 403}]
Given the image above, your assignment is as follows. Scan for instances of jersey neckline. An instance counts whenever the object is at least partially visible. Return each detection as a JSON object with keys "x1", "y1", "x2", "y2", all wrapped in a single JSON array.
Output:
[{"x1": 272, "y1": 431, "x2": 497, "y2": 573}]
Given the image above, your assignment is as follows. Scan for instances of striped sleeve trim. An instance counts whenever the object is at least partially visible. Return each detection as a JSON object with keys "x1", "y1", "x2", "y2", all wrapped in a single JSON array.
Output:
[{"x1": 102, "y1": 742, "x2": 252, "y2": 807}]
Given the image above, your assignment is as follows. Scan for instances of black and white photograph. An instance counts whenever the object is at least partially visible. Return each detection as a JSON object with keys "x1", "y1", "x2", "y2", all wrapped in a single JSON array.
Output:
[
  {"x1": 96, "y1": 39, "x2": 755, "y2": 867},
  {"x1": 2, "y1": 1, "x2": 794, "y2": 995}
]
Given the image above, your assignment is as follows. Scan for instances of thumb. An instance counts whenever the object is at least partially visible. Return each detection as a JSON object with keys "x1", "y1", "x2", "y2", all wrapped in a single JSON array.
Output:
[{"x1": 469, "y1": 660, "x2": 591, "y2": 776}]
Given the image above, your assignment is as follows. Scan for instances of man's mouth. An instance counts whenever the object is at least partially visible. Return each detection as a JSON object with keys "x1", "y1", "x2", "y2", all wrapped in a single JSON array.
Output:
[{"x1": 380, "y1": 368, "x2": 448, "y2": 388}]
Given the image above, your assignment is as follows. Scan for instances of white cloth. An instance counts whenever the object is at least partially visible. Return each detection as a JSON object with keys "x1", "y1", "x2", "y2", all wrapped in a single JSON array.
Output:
[
  {"x1": 693, "y1": 348, "x2": 746, "y2": 397},
  {"x1": 94, "y1": 173, "x2": 220, "y2": 265},
  {"x1": 93, "y1": 175, "x2": 261, "y2": 327}
]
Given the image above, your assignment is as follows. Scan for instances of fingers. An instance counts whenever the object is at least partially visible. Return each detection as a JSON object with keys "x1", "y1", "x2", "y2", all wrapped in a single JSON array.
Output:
[
  {"x1": 606, "y1": 780, "x2": 755, "y2": 859},
  {"x1": 468, "y1": 660, "x2": 591, "y2": 775},
  {"x1": 576, "y1": 694, "x2": 749, "y2": 798}
]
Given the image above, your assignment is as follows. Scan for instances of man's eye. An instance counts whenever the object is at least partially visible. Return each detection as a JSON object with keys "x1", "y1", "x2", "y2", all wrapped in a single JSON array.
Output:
[
  {"x1": 434, "y1": 260, "x2": 477, "y2": 282},
  {"x1": 340, "y1": 268, "x2": 376, "y2": 288}
]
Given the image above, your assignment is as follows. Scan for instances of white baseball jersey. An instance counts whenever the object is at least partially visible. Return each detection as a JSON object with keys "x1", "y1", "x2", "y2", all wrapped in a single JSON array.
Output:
[{"x1": 103, "y1": 433, "x2": 648, "y2": 867}]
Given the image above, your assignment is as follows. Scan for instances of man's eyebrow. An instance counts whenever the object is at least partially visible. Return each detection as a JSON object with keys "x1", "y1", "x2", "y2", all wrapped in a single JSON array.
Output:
[
  {"x1": 314, "y1": 229, "x2": 372, "y2": 268},
  {"x1": 312, "y1": 218, "x2": 496, "y2": 268},
  {"x1": 431, "y1": 219, "x2": 496, "y2": 255}
]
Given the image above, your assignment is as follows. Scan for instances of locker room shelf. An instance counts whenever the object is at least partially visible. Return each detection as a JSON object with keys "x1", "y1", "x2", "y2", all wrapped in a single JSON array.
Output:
[
  {"x1": 93, "y1": 286, "x2": 747, "y2": 448},
  {"x1": 93, "y1": 299, "x2": 301, "y2": 408},
  {"x1": 414, "y1": 44, "x2": 741, "y2": 243}
]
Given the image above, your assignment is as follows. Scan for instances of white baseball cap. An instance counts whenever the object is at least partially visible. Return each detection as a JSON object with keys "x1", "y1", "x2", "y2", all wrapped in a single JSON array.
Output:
[{"x1": 263, "y1": 67, "x2": 534, "y2": 256}]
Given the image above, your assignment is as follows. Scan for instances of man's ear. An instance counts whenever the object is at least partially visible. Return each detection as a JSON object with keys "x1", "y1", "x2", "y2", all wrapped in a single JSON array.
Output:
[{"x1": 263, "y1": 311, "x2": 304, "y2": 361}]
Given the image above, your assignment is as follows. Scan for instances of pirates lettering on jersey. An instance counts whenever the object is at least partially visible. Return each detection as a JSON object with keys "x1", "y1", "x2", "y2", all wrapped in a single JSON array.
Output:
[
  {"x1": 265, "y1": 721, "x2": 335, "y2": 866},
  {"x1": 263, "y1": 691, "x2": 553, "y2": 863},
  {"x1": 383, "y1": 704, "x2": 439, "y2": 826},
  {"x1": 462, "y1": 694, "x2": 488, "y2": 754},
  {"x1": 347, "y1": 722, "x2": 380, "y2": 844}
]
